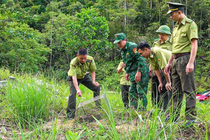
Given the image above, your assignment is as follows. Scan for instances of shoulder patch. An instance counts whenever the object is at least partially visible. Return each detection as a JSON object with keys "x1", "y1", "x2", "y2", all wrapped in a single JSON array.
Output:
[
  {"x1": 186, "y1": 19, "x2": 192, "y2": 24},
  {"x1": 133, "y1": 48, "x2": 137, "y2": 54}
]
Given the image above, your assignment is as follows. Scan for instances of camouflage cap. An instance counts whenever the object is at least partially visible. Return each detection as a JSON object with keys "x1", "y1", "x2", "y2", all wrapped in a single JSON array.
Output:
[
  {"x1": 156, "y1": 25, "x2": 171, "y2": 35},
  {"x1": 113, "y1": 33, "x2": 126, "y2": 44},
  {"x1": 167, "y1": 2, "x2": 185, "y2": 14}
]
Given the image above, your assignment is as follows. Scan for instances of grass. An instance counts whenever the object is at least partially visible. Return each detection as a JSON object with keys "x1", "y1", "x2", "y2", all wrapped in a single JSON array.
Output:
[{"x1": 0, "y1": 68, "x2": 209, "y2": 139}]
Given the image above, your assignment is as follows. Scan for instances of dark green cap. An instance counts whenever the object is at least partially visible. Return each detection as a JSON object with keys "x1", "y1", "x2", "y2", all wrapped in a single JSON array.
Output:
[
  {"x1": 167, "y1": 2, "x2": 185, "y2": 14},
  {"x1": 113, "y1": 33, "x2": 126, "y2": 44},
  {"x1": 156, "y1": 25, "x2": 171, "y2": 35}
]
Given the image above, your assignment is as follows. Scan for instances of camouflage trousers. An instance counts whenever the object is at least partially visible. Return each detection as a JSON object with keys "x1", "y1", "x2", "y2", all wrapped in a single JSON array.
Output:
[{"x1": 129, "y1": 70, "x2": 149, "y2": 110}]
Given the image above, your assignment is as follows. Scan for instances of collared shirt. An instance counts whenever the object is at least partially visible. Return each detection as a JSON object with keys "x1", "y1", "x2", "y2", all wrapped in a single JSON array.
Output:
[
  {"x1": 171, "y1": 16, "x2": 198, "y2": 54},
  {"x1": 153, "y1": 38, "x2": 172, "y2": 51},
  {"x1": 120, "y1": 41, "x2": 147, "y2": 74},
  {"x1": 149, "y1": 47, "x2": 171, "y2": 70},
  {"x1": 117, "y1": 61, "x2": 131, "y2": 85},
  {"x1": 68, "y1": 55, "x2": 96, "y2": 79}
]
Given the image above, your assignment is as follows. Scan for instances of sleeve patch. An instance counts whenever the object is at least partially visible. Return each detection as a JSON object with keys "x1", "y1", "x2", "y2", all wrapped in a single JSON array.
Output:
[
  {"x1": 133, "y1": 48, "x2": 137, "y2": 54},
  {"x1": 191, "y1": 27, "x2": 196, "y2": 32}
]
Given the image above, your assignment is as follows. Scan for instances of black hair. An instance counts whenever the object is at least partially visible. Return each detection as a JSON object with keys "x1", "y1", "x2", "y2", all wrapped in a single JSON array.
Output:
[
  {"x1": 78, "y1": 48, "x2": 87, "y2": 55},
  {"x1": 137, "y1": 41, "x2": 151, "y2": 51}
]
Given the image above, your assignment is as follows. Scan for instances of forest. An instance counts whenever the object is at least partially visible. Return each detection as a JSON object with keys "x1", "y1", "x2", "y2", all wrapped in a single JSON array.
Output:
[{"x1": 0, "y1": 0, "x2": 210, "y2": 139}]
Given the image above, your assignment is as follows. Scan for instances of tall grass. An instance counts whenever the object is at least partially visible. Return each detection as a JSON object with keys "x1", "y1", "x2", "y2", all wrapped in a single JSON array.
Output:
[
  {"x1": 4, "y1": 75, "x2": 60, "y2": 127},
  {"x1": 1, "y1": 68, "x2": 209, "y2": 139}
]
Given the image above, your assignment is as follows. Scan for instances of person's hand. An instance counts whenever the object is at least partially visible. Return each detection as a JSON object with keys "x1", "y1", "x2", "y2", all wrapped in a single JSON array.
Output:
[
  {"x1": 149, "y1": 66, "x2": 153, "y2": 77},
  {"x1": 135, "y1": 71, "x2": 141, "y2": 82},
  {"x1": 125, "y1": 74, "x2": 129, "y2": 81},
  {"x1": 77, "y1": 90, "x2": 82, "y2": 97},
  {"x1": 186, "y1": 62, "x2": 194, "y2": 75},
  {"x1": 93, "y1": 81, "x2": 100, "y2": 86},
  {"x1": 165, "y1": 82, "x2": 172, "y2": 91},
  {"x1": 158, "y1": 83, "x2": 163, "y2": 93},
  {"x1": 164, "y1": 64, "x2": 171, "y2": 74},
  {"x1": 122, "y1": 63, "x2": 126, "y2": 68}
]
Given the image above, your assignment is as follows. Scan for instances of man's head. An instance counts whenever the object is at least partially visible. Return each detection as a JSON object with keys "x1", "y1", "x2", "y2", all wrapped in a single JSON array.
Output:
[
  {"x1": 114, "y1": 33, "x2": 127, "y2": 49},
  {"x1": 77, "y1": 48, "x2": 87, "y2": 64},
  {"x1": 167, "y1": 2, "x2": 185, "y2": 22},
  {"x1": 156, "y1": 25, "x2": 171, "y2": 43},
  {"x1": 137, "y1": 41, "x2": 151, "y2": 58}
]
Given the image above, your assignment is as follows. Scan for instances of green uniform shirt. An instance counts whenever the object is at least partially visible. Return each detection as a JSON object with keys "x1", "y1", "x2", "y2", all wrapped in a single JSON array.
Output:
[
  {"x1": 117, "y1": 61, "x2": 131, "y2": 85},
  {"x1": 149, "y1": 47, "x2": 171, "y2": 70},
  {"x1": 171, "y1": 16, "x2": 198, "y2": 54},
  {"x1": 153, "y1": 38, "x2": 172, "y2": 51},
  {"x1": 68, "y1": 55, "x2": 96, "y2": 79},
  {"x1": 121, "y1": 41, "x2": 146, "y2": 74}
]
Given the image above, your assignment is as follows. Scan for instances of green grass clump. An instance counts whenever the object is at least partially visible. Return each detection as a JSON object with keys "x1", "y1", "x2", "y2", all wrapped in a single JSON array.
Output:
[{"x1": 4, "y1": 75, "x2": 59, "y2": 126}]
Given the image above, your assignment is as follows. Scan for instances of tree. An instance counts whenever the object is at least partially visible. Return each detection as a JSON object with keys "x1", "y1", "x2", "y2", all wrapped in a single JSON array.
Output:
[
  {"x1": 0, "y1": 5, "x2": 51, "y2": 72},
  {"x1": 65, "y1": 7, "x2": 111, "y2": 60}
]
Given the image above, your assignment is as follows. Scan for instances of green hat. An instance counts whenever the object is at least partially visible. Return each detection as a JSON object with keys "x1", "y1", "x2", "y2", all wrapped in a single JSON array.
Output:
[
  {"x1": 156, "y1": 25, "x2": 171, "y2": 35},
  {"x1": 166, "y1": 2, "x2": 185, "y2": 14},
  {"x1": 113, "y1": 33, "x2": 126, "y2": 44}
]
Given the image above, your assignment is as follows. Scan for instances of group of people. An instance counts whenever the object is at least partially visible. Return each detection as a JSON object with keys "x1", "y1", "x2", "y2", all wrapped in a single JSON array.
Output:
[{"x1": 66, "y1": 2, "x2": 198, "y2": 126}]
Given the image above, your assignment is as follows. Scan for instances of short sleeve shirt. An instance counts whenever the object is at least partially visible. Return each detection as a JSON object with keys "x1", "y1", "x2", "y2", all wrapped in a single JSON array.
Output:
[
  {"x1": 153, "y1": 38, "x2": 172, "y2": 51},
  {"x1": 68, "y1": 55, "x2": 96, "y2": 79},
  {"x1": 117, "y1": 61, "x2": 131, "y2": 85},
  {"x1": 149, "y1": 47, "x2": 171, "y2": 70},
  {"x1": 170, "y1": 16, "x2": 198, "y2": 54}
]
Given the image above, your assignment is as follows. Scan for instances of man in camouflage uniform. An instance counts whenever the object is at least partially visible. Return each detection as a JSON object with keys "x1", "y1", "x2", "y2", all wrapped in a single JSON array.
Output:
[
  {"x1": 66, "y1": 48, "x2": 100, "y2": 120},
  {"x1": 164, "y1": 2, "x2": 198, "y2": 126},
  {"x1": 114, "y1": 33, "x2": 149, "y2": 110}
]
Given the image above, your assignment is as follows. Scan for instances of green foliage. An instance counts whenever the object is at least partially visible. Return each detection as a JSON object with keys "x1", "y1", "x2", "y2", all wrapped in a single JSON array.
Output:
[
  {"x1": 0, "y1": 6, "x2": 51, "y2": 72},
  {"x1": 96, "y1": 60, "x2": 121, "y2": 91},
  {"x1": 65, "y1": 7, "x2": 112, "y2": 58}
]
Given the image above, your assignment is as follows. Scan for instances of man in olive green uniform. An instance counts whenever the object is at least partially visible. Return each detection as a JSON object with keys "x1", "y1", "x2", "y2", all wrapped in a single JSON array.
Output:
[
  {"x1": 66, "y1": 48, "x2": 100, "y2": 120},
  {"x1": 117, "y1": 61, "x2": 131, "y2": 108},
  {"x1": 137, "y1": 41, "x2": 172, "y2": 111},
  {"x1": 164, "y1": 2, "x2": 198, "y2": 125},
  {"x1": 114, "y1": 33, "x2": 149, "y2": 110},
  {"x1": 150, "y1": 25, "x2": 172, "y2": 110}
]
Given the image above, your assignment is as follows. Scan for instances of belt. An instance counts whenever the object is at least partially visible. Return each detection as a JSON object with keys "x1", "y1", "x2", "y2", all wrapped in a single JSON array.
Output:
[{"x1": 174, "y1": 52, "x2": 190, "y2": 59}]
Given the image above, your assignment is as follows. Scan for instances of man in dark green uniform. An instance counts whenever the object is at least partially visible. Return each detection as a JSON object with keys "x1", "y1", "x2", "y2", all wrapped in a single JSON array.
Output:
[
  {"x1": 137, "y1": 41, "x2": 172, "y2": 111},
  {"x1": 66, "y1": 48, "x2": 100, "y2": 120},
  {"x1": 117, "y1": 61, "x2": 131, "y2": 108},
  {"x1": 150, "y1": 25, "x2": 172, "y2": 110},
  {"x1": 164, "y1": 2, "x2": 198, "y2": 126},
  {"x1": 114, "y1": 33, "x2": 149, "y2": 110}
]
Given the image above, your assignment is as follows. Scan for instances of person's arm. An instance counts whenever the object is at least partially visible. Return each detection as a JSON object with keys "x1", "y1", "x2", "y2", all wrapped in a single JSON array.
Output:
[
  {"x1": 164, "y1": 54, "x2": 174, "y2": 74},
  {"x1": 72, "y1": 75, "x2": 82, "y2": 97},
  {"x1": 149, "y1": 64, "x2": 153, "y2": 77},
  {"x1": 162, "y1": 68, "x2": 172, "y2": 91},
  {"x1": 154, "y1": 70, "x2": 163, "y2": 93},
  {"x1": 186, "y1": 38, "x2": 198, "y2": 75},
  {"x1": 91, "y1": 71, "x2": 99, "y2": 86},
  {"x1": 135, "y1": 55, "x2": 146, "y2": 82},
  {"x1": 117, "y1": 63, "x2": 125, "y2": 73}
]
